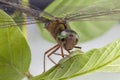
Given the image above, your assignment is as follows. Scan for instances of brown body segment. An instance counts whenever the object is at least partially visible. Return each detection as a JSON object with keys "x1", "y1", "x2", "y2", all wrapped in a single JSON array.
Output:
[{"x1": 45, "y1": 19, "x2": 69, "y2": 40}]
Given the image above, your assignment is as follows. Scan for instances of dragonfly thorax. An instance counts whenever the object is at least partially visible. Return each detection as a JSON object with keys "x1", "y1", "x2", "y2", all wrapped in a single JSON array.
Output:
[
  {"x1": 57, "y1": 30, "x2": 79, "y2": 50},
  {"x1": 45, "y1": 19, "x2": 68, "y2": 39}
]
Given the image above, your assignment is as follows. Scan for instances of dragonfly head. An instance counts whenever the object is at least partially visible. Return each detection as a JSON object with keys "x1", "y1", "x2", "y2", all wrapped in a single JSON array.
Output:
[{"x1": 57, "y1": 30, "x2": 79, "y2": 50}]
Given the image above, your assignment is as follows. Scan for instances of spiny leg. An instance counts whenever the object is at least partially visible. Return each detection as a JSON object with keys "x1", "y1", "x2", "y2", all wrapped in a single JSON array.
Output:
[
  {"x1": 48, "y1": 46, "x2": 70, "y2": 70},
  {"x1": 52, "y1": 46, "x2": 67, "y2": 57},
  {"x1": 47, "y1": 46, "x2": 60, "y2": 65},
  {"x1": 44, "y1": 44, "x2": 59, "y2": 72}
]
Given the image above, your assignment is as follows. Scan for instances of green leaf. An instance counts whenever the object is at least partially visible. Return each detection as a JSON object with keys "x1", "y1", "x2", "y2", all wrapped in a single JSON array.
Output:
[
  {"x1": 98, "y1": 54, "x2": 120, "y2": 72},
  {"x1": 31, "y1": 38, "x2": 120, "y2": 80},
  {"x1": 12, "y1": 11, "x2": 28, "y2": 38},
  {"x1": 37, "y1": 0, "x2": 115, "y2": 43},
  {"x1": 0, "y1": 10, "x2": 31, "y2": 80}
]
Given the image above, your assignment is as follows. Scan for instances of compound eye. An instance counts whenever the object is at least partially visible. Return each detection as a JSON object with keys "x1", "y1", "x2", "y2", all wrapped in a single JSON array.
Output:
[
  {"x1": 57, "y1": 30, "x2": 68, "y2": 41},
  {"x1": 61, "y1": 30, "x2": 67, "y2": 36}
]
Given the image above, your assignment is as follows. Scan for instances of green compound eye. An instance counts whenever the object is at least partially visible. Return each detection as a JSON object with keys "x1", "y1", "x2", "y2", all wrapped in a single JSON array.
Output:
[{"x1": 57, "y1": 30, "x2": 68, "y2": 39}]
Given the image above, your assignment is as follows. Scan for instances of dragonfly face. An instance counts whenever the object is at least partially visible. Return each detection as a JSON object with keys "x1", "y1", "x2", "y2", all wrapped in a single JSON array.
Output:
[
  {"x1": 45, "y1": 19, "x2": 79, "y2": 50},
  {"x1": 57, "y1": 30, "x2": 79, "y2": 50}
]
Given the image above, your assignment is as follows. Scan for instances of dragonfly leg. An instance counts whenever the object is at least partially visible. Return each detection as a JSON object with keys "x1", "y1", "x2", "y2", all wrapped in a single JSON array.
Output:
[
  {"x1": 47, "y1": 46, "x2": 60, "y2": 65},
  {"x1": 53, "y1": 53, "x2": 68, "y2": 57},
  {"x1": 60, "y1": 46, "x2": 65, "y2": 58},
  {"x1": 52, "y1": 46, "x2": 67, "y2": 57},
  {"x1": 44, "y1": 44, "x2": 59, "y2": 72},
  {"x1": 74, "y1": 46, "x2": 82, "y2": 49},
  {"x1": 66, "y1": 50, "x2": 71, "y2": 54}
]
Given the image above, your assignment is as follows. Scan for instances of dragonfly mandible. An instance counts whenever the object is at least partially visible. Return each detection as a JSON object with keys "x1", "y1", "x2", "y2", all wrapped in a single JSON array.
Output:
[{"x1": 0, "y1": 0, "x2": 120, "y2": 72}]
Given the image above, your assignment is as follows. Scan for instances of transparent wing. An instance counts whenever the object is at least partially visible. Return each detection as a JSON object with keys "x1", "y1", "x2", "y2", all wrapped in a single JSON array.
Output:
[
  {"x1": 0, "y1": 17, "x2": 41, "y2": 28},
  {"x1": 0, "y1": 0, "x2": 54, "y2": 28},
  {"x1": 0, "y1": 0, "x2": 55, "y2": 19},
  {"x1": 0, "y1": 9, "x2": 40, "y2": 28},
  {"x1": 65, "y1": 0, "x2": 120, "y2": 21}
]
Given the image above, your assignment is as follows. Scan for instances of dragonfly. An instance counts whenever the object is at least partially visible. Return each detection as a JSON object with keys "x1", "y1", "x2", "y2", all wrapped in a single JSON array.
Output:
[{"x1": 0, "y1": 0, "x2": 120, "y2": 72}]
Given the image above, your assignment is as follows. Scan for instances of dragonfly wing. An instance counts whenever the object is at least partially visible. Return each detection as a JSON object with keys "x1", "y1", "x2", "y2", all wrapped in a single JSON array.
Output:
[
  {"x1": 0, "y1": 0, "x2": 54, "y2": 28},
  {"x1": 0, "y1": 9, "x2": 40, "y2": 28},
  {"x1": 0, "y1": 18, "x2": 40, "y2": 28},
  {"x1": 0, "y1": 0, "x2": 55, "y2": 21},
  {"x1": 65, "y1": 0, "x2": 120, "y2": 21}
]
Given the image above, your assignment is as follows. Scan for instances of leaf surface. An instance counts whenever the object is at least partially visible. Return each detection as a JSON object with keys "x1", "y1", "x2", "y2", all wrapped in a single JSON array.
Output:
[{"x1": 0, "y1": 10, "x2": 31, "y2": 80}]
